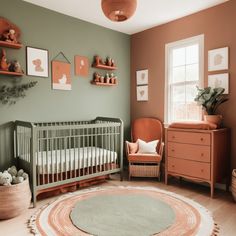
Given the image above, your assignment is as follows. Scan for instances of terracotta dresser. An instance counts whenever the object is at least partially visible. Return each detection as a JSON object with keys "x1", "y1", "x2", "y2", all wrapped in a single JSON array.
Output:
[{"x1": 165, "y1": 128, "x2": 230, "y2": 197}]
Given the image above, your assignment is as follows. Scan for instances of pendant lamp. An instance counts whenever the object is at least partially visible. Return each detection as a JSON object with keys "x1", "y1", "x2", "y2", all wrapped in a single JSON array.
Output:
[{"x1": 101, "y1": 0, "x2": 137, "y2": 22}]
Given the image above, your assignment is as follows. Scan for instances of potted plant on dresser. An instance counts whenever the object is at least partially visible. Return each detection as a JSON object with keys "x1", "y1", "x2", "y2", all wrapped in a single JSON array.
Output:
[{"x1": 194, "y1": 86, "x2": 229, "y2": 127}]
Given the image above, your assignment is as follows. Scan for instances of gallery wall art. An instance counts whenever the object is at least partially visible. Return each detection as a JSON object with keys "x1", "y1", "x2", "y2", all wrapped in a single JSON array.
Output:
[
  {"x1": 208, "y1": 73, "x2": 229, "y2": 94},
  {"x1": 137, "y1": 85, "x2": 148, "y2": 101},
  {"x1": 52, "y1": 60, "x2": 71, "y2": 90},
  {"x1": 26, "y1": 46, "x2": 49, "y2": 77},
  {"x1": 75, "y1": 55, "x2": 89, "y2": 77},
  {"x1": 208, "y1": 47, "x2": 229, "y2": 72},
  {"x1": 136, "y1": 69, "x2": 148, "y2": 101},
  {"x1": 136, "y1": 69, "x2": 148, "y2": 85}
]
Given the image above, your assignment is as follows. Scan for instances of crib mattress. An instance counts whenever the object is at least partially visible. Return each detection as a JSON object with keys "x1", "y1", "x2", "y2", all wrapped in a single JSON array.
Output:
[{"x1": 34, "y1": 147, "x2": 117, "y2": 174}]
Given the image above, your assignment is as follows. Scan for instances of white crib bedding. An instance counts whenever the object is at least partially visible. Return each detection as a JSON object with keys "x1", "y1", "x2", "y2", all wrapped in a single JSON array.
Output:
[{"x1": 34, "y1": 147, "x2": 117, "y2": 174}]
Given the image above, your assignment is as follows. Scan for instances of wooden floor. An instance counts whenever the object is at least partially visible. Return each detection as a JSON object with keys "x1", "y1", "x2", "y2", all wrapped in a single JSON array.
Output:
[{"x1": 0, "y1": 173, "x2": 236, "y2": 236}]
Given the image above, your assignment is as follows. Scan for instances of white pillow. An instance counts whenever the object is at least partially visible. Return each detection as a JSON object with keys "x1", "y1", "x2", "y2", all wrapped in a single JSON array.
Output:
[{"x1": 137, "y1": 139, "x2": 159, "y2": 154}]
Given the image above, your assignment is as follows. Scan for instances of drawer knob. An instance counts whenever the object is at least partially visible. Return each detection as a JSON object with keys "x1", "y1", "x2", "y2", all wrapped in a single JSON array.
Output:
[
  {"x1": 171, "y1": 149, "x2": 175, "y2": 152},
  {"x1": 201, "y1": 169, "x2": 204, "y2": 173},
  {"x1": 201, "y1": 153, "x2": 204, "y2": 157},
  {"x1": 172, "y1": 165, "x2": 175, "y2": 168},
  {"x1": 200, "y1": 138, "x2": 204, "y2": 141},
  {"x1": 172, "y1": 136, "x2": 175, "y2": 139}
]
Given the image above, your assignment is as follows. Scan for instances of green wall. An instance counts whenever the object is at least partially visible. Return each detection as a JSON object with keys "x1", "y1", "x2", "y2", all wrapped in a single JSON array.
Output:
[{"x1": 0, "y1": 0, "x2": 130, "y2": 170}]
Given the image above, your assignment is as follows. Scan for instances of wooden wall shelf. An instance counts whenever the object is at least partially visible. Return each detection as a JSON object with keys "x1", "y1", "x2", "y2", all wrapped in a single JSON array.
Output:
[
  {"x1": 0, "y1": 41, "x2": 23, "y2": 49},
  {"x1": 0, "y1": 70, "x2": 24, "y2": 76},
  {"x1": 91, "y1": 81, "x2": 117, "y2": 86},
  {"x1": 93, "y1": 64, "x2": 117, "y2": 70}
]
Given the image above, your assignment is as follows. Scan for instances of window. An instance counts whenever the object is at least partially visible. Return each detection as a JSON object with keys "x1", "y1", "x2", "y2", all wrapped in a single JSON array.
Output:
[{"x1": 165, "y1": 35, "x2": 204, "y2": 125}]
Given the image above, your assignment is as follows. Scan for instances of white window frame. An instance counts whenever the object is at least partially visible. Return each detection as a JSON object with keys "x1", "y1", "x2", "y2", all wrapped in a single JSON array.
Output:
[{"x1": 164, "y1": 34, "x2": 204, "y2": 126}]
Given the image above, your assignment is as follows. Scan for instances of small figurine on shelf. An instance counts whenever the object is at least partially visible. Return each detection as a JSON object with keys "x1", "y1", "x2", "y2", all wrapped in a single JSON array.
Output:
[
  {"x1": 8, "y1": 60, "x2": 24, "y2": 74},
  {"x1": 113, "y1": 76, "x2": 117, "y2": 84},
  {"x1": 0, "y1": 49, "x2": 10, "y2": 71},
  {"x1": 110, "y1": 73, "x2": 115, "y2": 84},
  {"x1": 111, "y1": 59, "x2": 115, "y2": 67},
  {"x1": 94, "y1": 72, "x2": 100, "y2": 82},
  {"x1": 2, "y1": 29, "x2": 18, "y2": 44},
  {"x1": 105, "y1": 72, "x2": 110, "y2": 83},
  {"x1": 106, "y1": 57, "x2": 112, "y2": 66},
  {"x1": 100, "y1": 76, "x2": 104, "y2": 83},
  {"x1": 94, "y1": 55, "x2": 100, "y2": 66}
]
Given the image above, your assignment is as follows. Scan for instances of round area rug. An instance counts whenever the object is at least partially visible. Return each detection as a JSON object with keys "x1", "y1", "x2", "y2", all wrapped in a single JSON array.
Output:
[{"x1": 28, "y1": 186, "x2": 219, "y2": 236}]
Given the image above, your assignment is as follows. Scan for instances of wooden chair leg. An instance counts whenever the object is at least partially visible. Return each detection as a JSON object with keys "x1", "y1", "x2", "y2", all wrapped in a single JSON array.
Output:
[{"x1": 128, "y1": 163, "x2": 131, "y2": 181}]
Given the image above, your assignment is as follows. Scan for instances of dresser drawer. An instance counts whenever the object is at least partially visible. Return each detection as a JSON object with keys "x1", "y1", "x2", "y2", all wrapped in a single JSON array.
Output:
[
  {"x1": 168, "y1": 142, "x2": 211, "y2": 163},
  {"x1": 168, "y1": 157, "x2": 210, "y2": 180},
  {"x1": 167, "y1": 131, "x2": 211, "y2": 145}
]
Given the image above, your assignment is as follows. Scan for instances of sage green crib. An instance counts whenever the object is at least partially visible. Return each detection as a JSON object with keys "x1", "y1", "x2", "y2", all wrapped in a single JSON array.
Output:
[{"x1": 14, "y1": 117, "x2": 124, "y2": 207}]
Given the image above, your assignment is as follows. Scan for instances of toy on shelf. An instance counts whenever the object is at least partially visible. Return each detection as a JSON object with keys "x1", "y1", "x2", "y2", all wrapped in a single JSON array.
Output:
[
  {"x1": 2, "y1": 29, "x2": 18, "y2": 44},
  {"x1": 0, "y1": 49, "x2": 24, "y2": 75},
  {"x1": 0, "y1": 49, "x2": 10, "y2": 71},
  {"x1": 0, "y1": 17, "x2": 22, "y2": 47},
  {"x1": 8, "y1": 60, "x2": 24, "y2": 73}
]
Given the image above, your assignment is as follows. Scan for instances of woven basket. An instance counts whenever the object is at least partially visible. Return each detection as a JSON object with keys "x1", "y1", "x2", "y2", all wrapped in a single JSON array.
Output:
[
  {"x1": 0, "y1": 179, "x2": 31, "y2": 219},
  {"x1": 130, "y1": 165, "x2": 159, "y2": 177},
  {"x1": 232, "y1": 170, "x2": 236, "y2": 202}
]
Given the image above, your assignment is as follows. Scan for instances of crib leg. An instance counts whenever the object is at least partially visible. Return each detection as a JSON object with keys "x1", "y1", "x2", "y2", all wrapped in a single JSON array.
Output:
[
  {"x1": 120, "y1": 171, "x2": 123, "y2": 181},
  {"x1": 32, "y1": 188, "x2": 37, "y2": 208}
]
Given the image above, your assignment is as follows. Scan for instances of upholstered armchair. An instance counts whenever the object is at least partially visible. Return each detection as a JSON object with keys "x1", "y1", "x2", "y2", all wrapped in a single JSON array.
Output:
[{"x1": 126, "y1": 118, "x2": 164, "y2": 180}]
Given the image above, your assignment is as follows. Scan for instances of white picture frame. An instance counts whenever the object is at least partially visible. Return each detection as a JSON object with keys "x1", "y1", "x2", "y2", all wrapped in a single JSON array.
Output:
[
  {"x1": 208, "y1": 73, "x2": 229, "y2": 94},
  {"x1": 208, "y1": 47, "x2": 229, "y2": 72},
  {"x1": 137, "y1": 85, "x2": 148, "y2": 101},
  {"x1": 26, "y1": 46, "x2": 49, "y2": 77},
  {"x1": 136, "y1": 69, "x2": 148, "y2": 85}
]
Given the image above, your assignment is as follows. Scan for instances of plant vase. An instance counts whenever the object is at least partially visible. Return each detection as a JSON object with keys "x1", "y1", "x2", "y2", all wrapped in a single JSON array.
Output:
[{"x1": 204, "y1": 114, "x2": 223, "y2": 127}]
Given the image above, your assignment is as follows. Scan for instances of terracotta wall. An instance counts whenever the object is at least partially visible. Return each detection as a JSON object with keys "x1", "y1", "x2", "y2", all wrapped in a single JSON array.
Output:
[{"x1": 131, "y1": 0, "x2": 236, "y2": 169}]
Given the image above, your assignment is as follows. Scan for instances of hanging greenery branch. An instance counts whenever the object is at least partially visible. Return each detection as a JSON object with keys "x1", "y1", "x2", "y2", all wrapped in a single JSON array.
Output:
[{"x1": 0, "y1": 81, "x2": 37, "y2": 105}]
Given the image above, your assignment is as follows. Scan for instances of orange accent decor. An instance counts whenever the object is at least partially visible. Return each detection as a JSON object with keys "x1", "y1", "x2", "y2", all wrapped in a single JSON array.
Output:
[
  {"x1": 165, "y1": 128, "x2": 230, "y2": 198},
  {"x1": 52, "y1": 61, "x2": 71, "y2": 90},
  {"x1": 126, "y1": 118, "x2": 164, "y2": 180},
  {"x1": 101, "y1": 0, "x2": 137, "y2": 22},
  {"x1": 169, "y1": 121, "x2": 217, "y2": 130},
  {"x1": 75, "y1": 55, "x2": 89, "y2": 77}
]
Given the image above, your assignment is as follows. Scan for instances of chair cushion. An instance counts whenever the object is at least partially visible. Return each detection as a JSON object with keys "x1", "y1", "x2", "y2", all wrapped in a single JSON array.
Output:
[
  {"x1": 126, "y1": 141, "x2": 138, "y2": 154},
  {"x1": 137, "y1": 139, "x2": 159, "y2": 154},
  {"x1": 128, "y1": 153, "x2": 161, "y2": 163}
]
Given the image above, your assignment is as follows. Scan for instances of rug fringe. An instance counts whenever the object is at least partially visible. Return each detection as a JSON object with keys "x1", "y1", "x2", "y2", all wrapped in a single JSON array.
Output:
[{"x1": 211, "y1": 222, "x2": 220, "y2": 236}]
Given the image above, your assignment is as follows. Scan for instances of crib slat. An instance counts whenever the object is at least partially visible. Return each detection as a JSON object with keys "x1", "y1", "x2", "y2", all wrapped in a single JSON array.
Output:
[
  {"x1": 82, "y1": 128, "x2": 85, "y2": 176},
  {"x1": 55, "y1": 135, "x2": 58, "y2": 182},
  {"x1": 46, "y1": 130, "x2": 49, "y2": 183},
  {"x1": 86, "y1": 127, "x2": 89, "y2": 175},
  {"x1": 95, "y1": 127, "x2": 97, "y2": 173},
  {"x1": 64, "y1": 138, "x2": 67, "y2": 180},
  {"x1": 78, "y1": 135, "x2": 80, "y2": 177},
  {"x1": 60, "y1": 138, "x2": 63, "y2": 181},
  {"x1": 51, "y1": 137, "x2": 54, "y2": 183}
]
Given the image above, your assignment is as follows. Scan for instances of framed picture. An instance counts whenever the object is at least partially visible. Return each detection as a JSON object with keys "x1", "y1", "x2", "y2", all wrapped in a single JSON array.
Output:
[
  {"x1": 52, "y1": 61, "x2": 71, "y2": 90},
  {"x1": 137, "y1": 85, "x2": 148, "y2": 101},
  {"x1": 136, "y1": 69, "x2": 148, "y2": 85},
  {"x1": 208, "y1": 47, "x2": 229, "y2": 72},
  {"x1": 208, "y1": 73, "x2": 229, "y2": 94},
  {"x1": 26, "y1": 46, "x2": 49, "y2": 77},
  {"x1": 75, "y1": 55, "x2": 89, "y2": 77}
]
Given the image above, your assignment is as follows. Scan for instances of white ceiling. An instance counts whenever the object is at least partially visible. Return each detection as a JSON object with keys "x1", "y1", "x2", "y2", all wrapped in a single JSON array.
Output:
[{"x1": 23, "y1": 0, "x2": 228, "y2": 35}]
